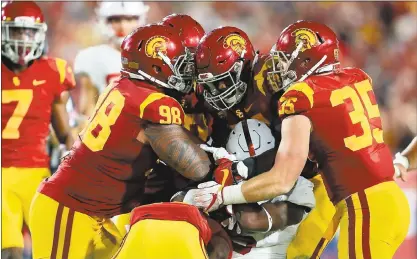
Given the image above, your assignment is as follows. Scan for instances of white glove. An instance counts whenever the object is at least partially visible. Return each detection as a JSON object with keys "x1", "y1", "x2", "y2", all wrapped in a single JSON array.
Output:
[
  {"x1": 393, "y1": 152, "x2": 409, "y2": 181},
  {"x1": 200, "y1": 144, "x2": 249, "y2": 179},
  {"x1": 193, "y1": 181, "x2": 224, "y2": 212},
  {"x1": 182, "y1": 189, "x2": 200, "y2": 206},
  {"x1": 200, "y1": 144, "x2": 237, "y2": 163}
]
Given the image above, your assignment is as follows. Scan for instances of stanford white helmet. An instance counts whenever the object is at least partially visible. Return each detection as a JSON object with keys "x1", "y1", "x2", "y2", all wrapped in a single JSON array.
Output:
[
  {"x1": 226, "y1": 119, "x2": 275, "y2": 161},
  {"x1": 96, "y1": 1, "x2": 149, "y2": 46}
]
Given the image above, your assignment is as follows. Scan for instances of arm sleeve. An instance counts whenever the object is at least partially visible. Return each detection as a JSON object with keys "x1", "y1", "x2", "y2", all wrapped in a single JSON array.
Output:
[{"x1": 242, "y1": 147, "x2": 278, "y2": 177}]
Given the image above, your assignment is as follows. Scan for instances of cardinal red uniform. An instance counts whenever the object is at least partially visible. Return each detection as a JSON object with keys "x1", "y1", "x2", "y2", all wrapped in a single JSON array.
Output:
[
  {"x1": 278, "y1": 67, "x2": 410, "y2": 258},
  {"x1": 1, "y1": 56, "x2": 75, "y2": 249},
  {"x1": 29, "y1": 77, "x2": 186, "y2": 259},
  {"x1": 196, "y1": 26, "x2": 335, "y2": 257},
  {"x1": 113, "y1": 202, "x2": 213, "y2": 259}
]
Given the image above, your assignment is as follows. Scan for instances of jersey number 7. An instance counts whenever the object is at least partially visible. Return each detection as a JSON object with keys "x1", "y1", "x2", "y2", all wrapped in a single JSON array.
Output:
[
  {"x1": 330, "y1": 79, "x2": 383, "y2": 151},
  {"x1": 2, "y1": 89, "x2": 33, "y2": 139}
]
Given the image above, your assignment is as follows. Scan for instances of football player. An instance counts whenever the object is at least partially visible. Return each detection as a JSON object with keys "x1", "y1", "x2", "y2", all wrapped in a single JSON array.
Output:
[
  {"x1": 113, "y1": 13, "x2": 209, "y2": 237},
  {"x1": 194, "y1": 20, "x2": 410, "y2": 259},
  {"x1": 201, "y1": 120, "x2": 315, "y2": 259},
  {"x1": 1, "y1": 2, "x2": 75, "y2": 259},
  {"x1": 112, "y1": 202, "x2": 233, "y2": 259},
  {"x1": 29, "y1": 24, "x2": 211, "y2": 259},
  {"x1": 72, "y1": 1, "x2": 149, "y2": 122},
  {"x1": 394, "y1": 136, "x2": 417, "y2": 181},
  {"x1": 194, "y1": 26, "x2": 335, "y2": 258}
]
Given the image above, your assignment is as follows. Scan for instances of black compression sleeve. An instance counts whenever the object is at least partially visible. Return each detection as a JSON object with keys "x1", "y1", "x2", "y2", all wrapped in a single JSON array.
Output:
[{"x1": 242, "y1": 147, "x2": 278, "y2": 177}]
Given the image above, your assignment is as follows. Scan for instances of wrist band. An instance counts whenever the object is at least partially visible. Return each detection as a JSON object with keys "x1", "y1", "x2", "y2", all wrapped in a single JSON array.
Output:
[
  {"x1": 393, "y1": 152, "x2": 409, "y2": 170},
  {"x1": 222, "y1": 184, "x2": 247, "y2": 205}
]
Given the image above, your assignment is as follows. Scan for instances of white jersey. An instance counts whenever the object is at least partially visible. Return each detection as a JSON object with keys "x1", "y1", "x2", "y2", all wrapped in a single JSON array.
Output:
[
  {"x1": 73, "y1": 44, "x2": 121, "y2": 93},
  {"x1": 232, "y1": 177, "x2": 315, "y2": 259}
]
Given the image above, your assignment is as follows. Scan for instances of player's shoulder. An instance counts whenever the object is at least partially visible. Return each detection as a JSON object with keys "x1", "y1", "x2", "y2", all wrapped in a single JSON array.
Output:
[
  {"x1": 36, "y1": 56, "x2": 69, "y2": 71},
  {"x1": 118, "y1": 78, "x2": 185, "y2": 125},
  {"x1": 342, "y1": 67, "x2": 372, "y2": 83},
  {"x1": 34, "y1": 56, "x2": 75, "y2": 87},
  {"x1": 281, "y1": 81, "x2": 314, "y2": 107}
]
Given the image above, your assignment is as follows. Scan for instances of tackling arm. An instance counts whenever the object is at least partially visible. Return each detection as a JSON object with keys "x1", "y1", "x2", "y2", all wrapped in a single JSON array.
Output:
[
  {"x1": 51, "y1": 91, "x2": 74, "y2": 149},
  {"x1": 233, "y1": 115, "x2": 311, "y2": 203},
  {"x1": 144, "y1": 123, "x2": 212, "y2": 181}
]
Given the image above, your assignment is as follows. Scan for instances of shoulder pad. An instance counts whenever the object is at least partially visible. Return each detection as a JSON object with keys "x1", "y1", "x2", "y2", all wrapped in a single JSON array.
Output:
[
  {"x1": 278, "y1": 82, "x2": 314, "y2": 118},
  {"x1": 42, "y1": 57, "x2": 76, "y2": 92},
  {"x1": 139, "y1": 92, "x2": 185, "y2": 125}
]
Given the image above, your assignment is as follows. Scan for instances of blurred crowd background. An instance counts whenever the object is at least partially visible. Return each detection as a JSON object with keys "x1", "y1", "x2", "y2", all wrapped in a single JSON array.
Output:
[{"x1": 26, "y1": 1, "x2": 417, "y2": 259}]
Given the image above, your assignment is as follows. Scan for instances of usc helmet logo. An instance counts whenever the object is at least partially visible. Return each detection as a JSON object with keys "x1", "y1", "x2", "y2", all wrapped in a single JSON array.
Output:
[
  {"x1": 292, "y1": 28, "x2": 319, "y2": 52},
  {"x1": 145, "y1": 36, "x2": 169, "y2": 59},
  {"x1": 223, "y1": 34, "x2": 246, "y2": 55}
]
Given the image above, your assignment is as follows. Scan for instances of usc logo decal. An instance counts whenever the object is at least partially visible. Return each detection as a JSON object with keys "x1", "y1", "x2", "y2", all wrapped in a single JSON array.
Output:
[
  {"x1": 223, "y1": 34, "x2": 246, "y2": 55},
  {"x1": 292, "y1": 28, "x2": 319, "y2": 52},
  {"x1": 145, "y1": 36, "x2": 169, "y2": 59}
]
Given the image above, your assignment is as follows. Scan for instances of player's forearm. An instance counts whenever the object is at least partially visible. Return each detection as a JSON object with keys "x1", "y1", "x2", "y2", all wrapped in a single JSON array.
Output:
[
  {"x1": 144, "y1": 123, "x2": 212, "y2": 181},
  {"x1": 221, "y1": 151, "x2": 305, "y2": 205},
  {"x1": 51, "y1": 115, "x2": 73, "y2": 150},
  {"x1": 243, "y1": 153, "x2": 300, "y2": 202},
  {"x1": 52, "y1": 92, "x2": 74, "y2": 149}
]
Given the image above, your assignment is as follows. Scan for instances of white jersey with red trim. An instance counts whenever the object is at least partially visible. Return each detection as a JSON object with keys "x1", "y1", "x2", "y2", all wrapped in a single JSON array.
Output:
[{"x1": 73, "y1": 44, "x2": 121, "y2": 93}]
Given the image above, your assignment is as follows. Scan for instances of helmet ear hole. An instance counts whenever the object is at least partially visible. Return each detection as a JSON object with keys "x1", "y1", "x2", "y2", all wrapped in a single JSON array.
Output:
[{"x1": 152, "y1": 65, "x2": 162, "y2": 74}]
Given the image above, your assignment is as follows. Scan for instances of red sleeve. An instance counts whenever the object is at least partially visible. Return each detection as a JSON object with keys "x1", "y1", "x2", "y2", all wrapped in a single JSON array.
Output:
[
  {"x1": 139, "y1": 93, "x2": 185, "y2": 126},
  {"x1": 278, "y1": 82, "x2": 315, "y2": 120},
  {"x1": 52, "y1": 58, "x2": 76, "y2": 98}
]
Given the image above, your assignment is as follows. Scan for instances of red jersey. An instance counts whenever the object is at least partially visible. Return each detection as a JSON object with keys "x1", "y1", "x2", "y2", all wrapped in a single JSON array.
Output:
[
  {"x1": 38, "y1": 77, "x2": 186, "y2": 217},
  {"x1": 278, "y1": 67, "x2": 393, "y2": 204},
  {"x1": 1, "y1": 57, "x2": 75, "y2": 168}
]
